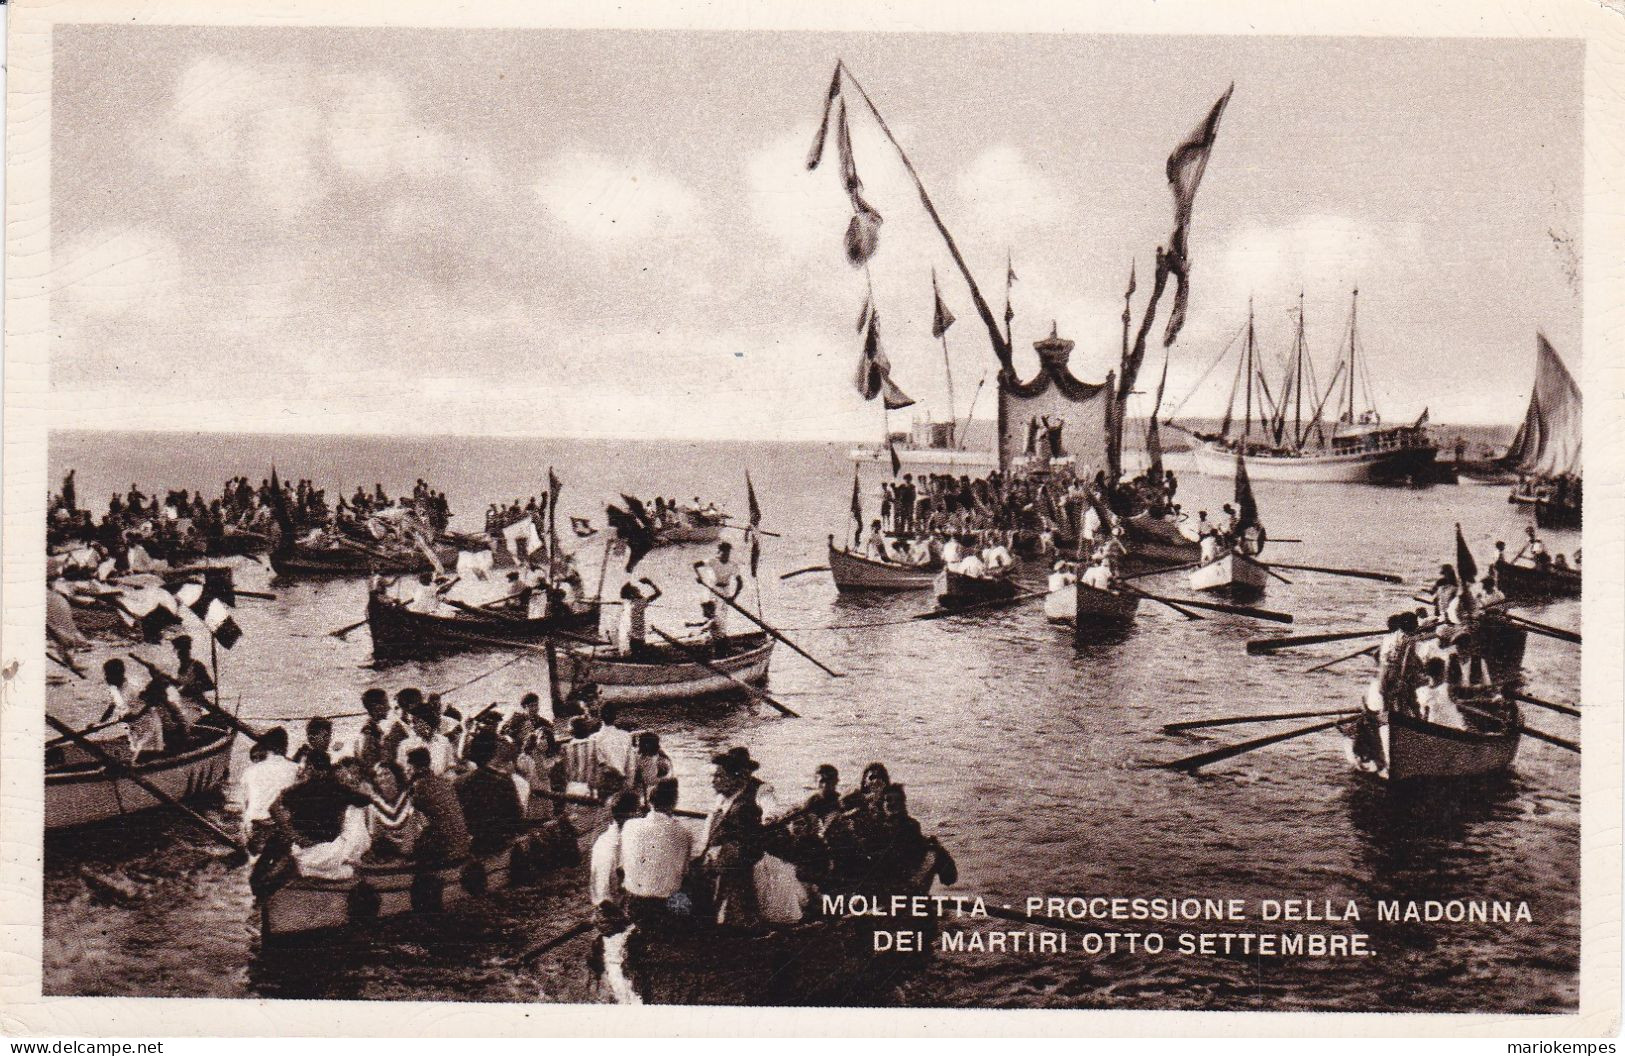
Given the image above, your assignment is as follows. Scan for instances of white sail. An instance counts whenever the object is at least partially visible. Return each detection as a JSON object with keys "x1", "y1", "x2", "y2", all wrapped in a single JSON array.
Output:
[{"x1": 1506, "y1": 334, "x2": 1582, "y2": 478}]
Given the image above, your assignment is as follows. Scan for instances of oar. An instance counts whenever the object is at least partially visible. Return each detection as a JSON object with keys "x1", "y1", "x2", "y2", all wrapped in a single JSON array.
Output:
[
  {"x1": 1123, "y1": 587, "x2": 1293, "y2": 624},
  {"x1": 718, "y1": 517, "x2": 782, "y2": 538},
  {"x1": 1304, "y1": 645, "x2": 1377, "y2": 673},
  {"x1": 648, "y1": 626, "x2": 798, "y2": 718},
  {"x1": 1162, "y1": 716, "x2": 1353, "y2": 772},
  {"x1": 1246, "y1": 628, "x2": 1387, "y2": 655},
  {"x1": 1508, "y1": 690, "x2": 1579, "y2": 719},
  {"x1": 913, "y1": 589, "x2": 1047, "y2": 621},
  {"x1": 1521, "y1": 725, "x2": 1580, "y2": 753},
  {"x1": 700, "y1": 582, "x2": 844, "y2": 678},
  {"x1": 1120, "y1": 561, "x2": 1201, "y2": 580},
  {"x1": 779, "y1": 565, "x2": 829, "y2": 580},
  {"x1": 1258, "y1": 562, "x2": 1403, "y2": 585},
  {"x1": 329, "y1": 617, "x2": 369, "y2": 639},
  {"x1": 46, "y1": 651, "x2": 87, "y2": 678},
  {"x1": 1497, "y1": 612, "x2": 1581, "y2": 645},
  {"x1": 45, "y1": 713, "x2": 249, "y2": 863},
  {"x1": 234, "y1": 589, "x2": 278, "y2": 601},
  {"x1": 1162, "y1": 708, "x2": 1360, "y2": 733}
]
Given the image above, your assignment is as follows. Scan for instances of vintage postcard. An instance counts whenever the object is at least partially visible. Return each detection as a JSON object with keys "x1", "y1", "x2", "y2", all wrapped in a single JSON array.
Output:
[{"x1": 2, "y1": 0, "x2": 1620, "y2": 1038}]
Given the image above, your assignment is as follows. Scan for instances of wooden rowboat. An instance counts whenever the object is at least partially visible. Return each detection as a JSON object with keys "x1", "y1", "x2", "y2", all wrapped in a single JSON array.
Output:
[
  {"x1": 258, "y1": 820, "x2": 575, "y2": 941},
  {"x1": 653, "y1": 509, "x2": 726, "y2": 546},
  {"x1": 1386, "y1": 707, "x2": 1521, "y2": 782},
  {"x1": 365, "y1": 593, "x2": 601, "y2": 660},
  {"x1": 269, "y1": 541, "x2": 454, "y2": 579},
  {"x1": 562, "y1": 632, "x2": 774, "y2": 705},
  {"x1": 932, "y1": 569, "x2": 1018, "y2": 609},
  {"x1": 1073, "y1": 582, "x2": 1140, "y2": 629},
  {"x1": 1120, "y1": 512, "x2": 1201, "y2": 572},
  {"x1": 1491, "y1": 559, "x2": 1580, "y2": 602},
  {"x1": 45, "y1": 720, "x2": 234, "y2": 831},
  {"x1": 827, "y1": 541, "x2": 938, "y2": 592},
  {"x1": 1188, "y1": 552, "x2": 1269, "y2": 598}
]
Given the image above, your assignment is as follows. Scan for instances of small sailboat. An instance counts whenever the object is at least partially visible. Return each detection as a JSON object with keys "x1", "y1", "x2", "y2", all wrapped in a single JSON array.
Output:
[
  {"x1": 1504, "y1": 335, "x2": 1582, "y2": 529},
  {"x1": 1189, "y1": 449, "x2": 1270, "y2": 598}
]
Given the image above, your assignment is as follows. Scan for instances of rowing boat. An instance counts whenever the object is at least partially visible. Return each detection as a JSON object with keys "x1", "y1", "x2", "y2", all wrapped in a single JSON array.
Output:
[
  {"x1": 1491, "y1": 558, "x2": 1580, "y2": 602},
  {"x1": 1073, "y1": 582, "x2": 1140, "y2": 630},
  {"x1": 1120, "y1": 512, "x2": 1201, "y2": 572},
  {"x1": 257, "y1": 820, "x2": 575, "y2": 941},
  {"x1": 1188, "y1": 552, "x2": 1269, "y2": 598},
  {"x1": 45, "y1": 719, "x2": 235, "y2": 831},
  {"x1": 933, "y1": 569, "x2": 1018, "y2": 609},
  {"x1": 1348, "y1": 686, "x2": 1521, "y2": 782},
  {"x1": 269, "y1": 541, "x2": 455, "y2": 579},
  {"x1": 827, "y1": 540, "x2": 938, "y2": 592},
  {"x1": 653, "y1": 509, "x2": 726, "y2": 546},
  {"x1": 562, "y1": 632, "x2": 774, "y2": 705},
  {"x1": 365, "y1": 593, "x2": 602, "y2": 660}
]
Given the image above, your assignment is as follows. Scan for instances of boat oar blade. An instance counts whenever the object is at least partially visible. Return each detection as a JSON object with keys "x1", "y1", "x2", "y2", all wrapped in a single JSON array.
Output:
[
  {"x1": 1246, "y1": 628, "x2": 1387, "y2": 655},
  {"x1": 1263, "y1": 562, "x2": 1403, "y2": 584},
  {"x1": 1522, "y1": 725, "x2": 1580, "y2": 753},
  {"x1": 1162, "y1": 716, "x2": 1352, "y2": 773},
  {"x1": 1162, "y1": 708, "x2": 1360, "y2": 734},
  {"x1": 1509, "y1": 691, "x2": 1579, "y2": 719},
  {"x1": 329, "y1": 618, "x2": 368, "y2": 639}
]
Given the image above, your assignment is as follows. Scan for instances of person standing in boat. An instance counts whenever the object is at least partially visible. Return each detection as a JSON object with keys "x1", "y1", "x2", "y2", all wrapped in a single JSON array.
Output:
[
  {"x1": 685, "y1": 600, "x2": 725, "y2": 655},
  {"x1": 238, "y1": 726, "x2": 299, "y2": 850},
  {"x1": 697, "y1": 747, "x2": 766, "y2": 927},
  {"x1": 1414, "y1": 658, "x2": 1465, "y2": 728},
  {"x1": 896, "y1": 475, "x2": 916, "y2": 535},
  {"x1": 615, "y1": 578, "x2": 661, "y2": 657},
  {"x1": 1429, "y1": 565, "x2": 1460, "y2": 624},
  {"x1": 694, "y1": 541, "x2": 744, "y2": 635}
]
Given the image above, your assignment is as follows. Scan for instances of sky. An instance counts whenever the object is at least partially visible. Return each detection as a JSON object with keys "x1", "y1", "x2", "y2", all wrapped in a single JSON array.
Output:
[{"x1": 48, "y1": 27, "x2": 1583, "y2": 440}]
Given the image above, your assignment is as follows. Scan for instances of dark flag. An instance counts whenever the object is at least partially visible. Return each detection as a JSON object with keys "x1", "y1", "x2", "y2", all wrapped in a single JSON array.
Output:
[
  {"x1": 745, "y1": 471, "x2": 763, "y2": 577},
  {"x1": 1234, "y1": 449, "x2": 1258, "y2": 535},
  {"x1": 930, "y1": 269, "x2": 956, "y2": 338},
  {"x1": 605, "y1": 504, "x2": 654, "y2": 573},
  {"x1": 1455, "y1": 523, "x2": 1478, "y2": 586},
  {"x1": 1004, "y1": 254, "x2": 1017, "y2": 328},
  {"x1": 889, "y1": 443, "x2": 902, "y2": 477},
  {"x1": 61, "y1": 470, "x2": 76, "y2": 512},
  {"x1": 1413, "y1": 407, "x2": 1430, "y2": 428},
  {"x1": 880, "y1": 376, "x2": 915, "y2": 412},
  {"x1": 1147, "y1": 352, "x2": 1170, "y2": 479},
  {"x1": 835, "y1": 100, "x2": 882, "y2": 267},
  {"x1": 570, "y1": 517, "x2": 597, "y2": 538},
  {"x1": 621, "y1": 494, "x2": 654, "y2": 530},
  {"x1": 850, "y1": 467, "x2": 863, "y2": 548},
  {"x1": 806, "y1": 64, "x2": 843, "y2": 171},
  {"x1": 855, "y1": 313, "x2": 915, "y2": 410},
  {"x1": 140, "y1": 606, "x2": 182, "y2": 644},
  {"x1": 267, "y1": 466, "x2": 297, "y2": 545},
  {"x1": 1163, "y1": 84, "x2": 1234, "y2": 347}
]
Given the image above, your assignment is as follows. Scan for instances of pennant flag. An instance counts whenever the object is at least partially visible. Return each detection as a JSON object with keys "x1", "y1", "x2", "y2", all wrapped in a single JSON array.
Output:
[
  {"x1": 197, "y1": 597, "x2": 242, "y2": 649},
  {"x1": 889, "y1": 443, "x2": 902, "y2": 477},
  {"x1": 835, "y1": 100, "x2": 883, "y2": 267},
  {"x1": 140, "y1": 607, "x2": 182, "y2": 644},
  {"x1": 806, "y1": 64, "x2": 843, "y2": 171},
  {"x1": 549, "y1": 468, "x2": 563, "y2": 510},
  {"x1": 855, "y1": 312, "x2": 887, "y2": 400},
  {"x1": 1234, "y1": 449, "x2": 1258, "y2": 535},
  {"x1": 1413, "y1": 407, "x2": 1430, "y2": 428},
  {"x1": 1147, "y1": 351, "x2": 1170, "y2": 478},
  {"x1": 850, "y1": 466, "x2": 863, "y2": 547},
  {"x1": 881, "y1": 376, "x2": 915, "y2": 411},
  {"x1": 1162, "y1": 85, "x2": 1234, "y2": 348},
  {"x1": 930, "y1": 269, "x2": 956, "y2": 338},
  {"x1": 570, "y1": 517, "x2": 597, "y2": 538},
  {"x1": 605, "y1": 504, "x2": 655, "y2": 573},
  {"x1": 170, "y1": 577, "x2": 244, "y2": 649},
  {"x1": 1455, "y1": 522, "x2": 1478, "y2": 586},
  {"x1": 745, "y1": 471, "x2": 763, "y2": 577}
]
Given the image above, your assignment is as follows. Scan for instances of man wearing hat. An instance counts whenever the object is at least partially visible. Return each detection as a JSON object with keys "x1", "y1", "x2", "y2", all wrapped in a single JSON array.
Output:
[{"x1": 698, "y1": 746, "x2": 765, "y2": 927}]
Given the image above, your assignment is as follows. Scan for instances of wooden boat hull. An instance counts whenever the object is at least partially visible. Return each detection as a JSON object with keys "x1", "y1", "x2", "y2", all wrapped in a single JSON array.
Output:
[
  {"x1": 563, "y1": 633, "x2": 774, "y2": 705},
  {"x1": 1073, "y1": 582, "x2": 1140, "y2": 629},
  {"x1": 653, "y1": 512, "x2": 725, "y2": 546},
  {"x1": 828, "y1": 543, "x2": 937, "y2": 592},
  {"x1": 1535, "y1": 497, "x2": 1581, "y2": 530},
  {"x1": 1191, "y1": 438, "x2": 1438, "y2": 484},
  {"x1": 259, "y1": 823, "x2": 567, "y2": 940},
  {"x1": 1492, "y1": 559, "x2": 1581, "y2": 602},
  {"x1": 270, "y1": 543, "x2": 455, "y2": 579},
  {"x1": 933, "y1": 569, "x2": 1017, "y2": 608},
  {"x1": 366, "y1": 594, "x2": 601, "y2": 659},
  {"x1": 1385, "y1": 711, "x2": 1521, "y2": 782},
  {"x1": 1120, "y1": 513, "x2": 1201, "y2": 571},
  {"x1": 1189, "y1": 552, "x2": 1269, "y2": 597},
  {"x1": 45, "y1": 724, "x2": 234, "y2": 830}
]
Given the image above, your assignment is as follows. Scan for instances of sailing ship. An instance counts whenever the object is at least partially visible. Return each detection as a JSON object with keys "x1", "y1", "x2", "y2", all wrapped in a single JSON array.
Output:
[
  {"x1": 1504, "y1": 335, "x2": 1582, "y2": 529},
  {"x1": 1177, "y1": 291, "x2": 1439, "y2": 483}
]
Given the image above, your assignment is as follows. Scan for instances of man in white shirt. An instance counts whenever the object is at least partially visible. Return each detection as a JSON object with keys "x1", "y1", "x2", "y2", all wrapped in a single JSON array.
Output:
[
  {"x1": 238, "y1": 726, "x2": 300, "y2": 848},
  {"x1": 95, "y1": 658, "x2": 164, "y2": 761},
  {"x1": 695, "y1": 542, "x2": 744, "y2": 635},
  {"x1": 591, "y1": 703, "x2": 635, "y2": 791},
  {"x1": 590, "y1": 792, "x2": 642, "y2": 909},
  {"x1": 941, "y1": 536, "x2": 964, "y2": 567},
  {"x1": 955, "y1": 551, "x2": 986, "y2": 578},
  {"x1": 402, "y1": 710, "x2": 457, "y2": 776},
  {"x1": 619, "y1": 778, "x2": 694, "y2": 922},
  {"x1": 1414, "y1": 658, "x2": 1463, "y2": 728}
]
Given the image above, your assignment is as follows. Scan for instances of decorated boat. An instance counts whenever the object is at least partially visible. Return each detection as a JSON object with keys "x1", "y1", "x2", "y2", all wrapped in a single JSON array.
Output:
[
  {"x1": 1176, "y1": 292, "x2": 1438, "y2": 485},
  {"x1": 257, "y1": 821, "x2": 573, "y2": 941},
  {"x1": 827, "y1": 538, "x2": 938, "y2": 592},
  {"x1": 932, "y1": 568, "x2": 1018, "y2": 609},
  {"x1": 365, "y1": 592, "x2": 602, "y2": 660},
  {"x1": 1491, "y1": 559, "x2": 1580, "y2": 603},
  {"x1": 562, "y1": 632, "x2": 774, "y2": 706},
  {"x1": 45, "y1": 719, "x2": 235, "y2": 831}
]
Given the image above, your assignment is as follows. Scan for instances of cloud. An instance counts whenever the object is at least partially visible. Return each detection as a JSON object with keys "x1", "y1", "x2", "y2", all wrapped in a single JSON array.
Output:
[
  {"x1": 952, "y1": 145, "x2": 1071, "y2": 241},
  {"x1": 534, "y1": 152, "x2": 703, "y2": 247},
  {"x1": 53, "y1": 228, "x2": 188, "y2": 322}
]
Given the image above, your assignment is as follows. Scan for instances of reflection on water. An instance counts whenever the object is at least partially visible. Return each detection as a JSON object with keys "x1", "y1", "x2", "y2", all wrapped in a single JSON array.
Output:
[{"x1": 42, "y1": 434, "x2": 1581, "y2": 1010}]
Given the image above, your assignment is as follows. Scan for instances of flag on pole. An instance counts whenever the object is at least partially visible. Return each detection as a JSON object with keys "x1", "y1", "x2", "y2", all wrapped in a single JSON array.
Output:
[
  {"x1": 856, "y1": 292, "x2": 872, "y2": 333},
  {"x1": 1455, "y1": 522, "x2": 1478, "y2": 587},
  {"x1": 170, "y1": 579, "x2": 244, "y2": 649},
  {"x1": 930, "y1": 269, "x2": 956, "y2": 338},
  {"x1": 850, "y1": 466, "x2": 863, "y2": 548},
  {"x1": 570, "y1": 517, "x2": 597, "y2": 538},
  {"x1": 1413, "y1": 407, "x2": 1430, "y2": 428},
  {"x1": 855, "y1": 313, "x2": 915, "y2": 409},
  {"x1": 1234, "y1": 449, "x2": 1258, "y2": 535},
  {"x1": 889, "y1": 443, "x2": 902, "y2": 477},
  {"x1": 1163, "y1": 85, "x2": 1234, "y2": 347},
  {"x1": 1004, "y1": 253, "x2": 1017, "y2": 327},
  {"x1": 745, "y1": 471, "x2": 763, "y2": 577},
  {"x1": 835, "y1": 100, "x2": 883, "y2": 267},
  {"x1": 805, "y1": 64, "x2": 843, "y2": 171},
  {"x1": 605, "y1": 504, "x2": 655, "y2": 573}
]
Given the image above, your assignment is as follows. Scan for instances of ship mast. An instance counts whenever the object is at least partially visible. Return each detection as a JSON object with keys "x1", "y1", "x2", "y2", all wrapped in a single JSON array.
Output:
[
  {"x1": 1345, "y1": 287, "x2": 1359, "y2": 425},
  {"x1": 1242, "y1": 297, "x2": 1255, "y2": 446},
  {"x1": 1293, "y1": 291, "x2": 1306, "y2": 449}
]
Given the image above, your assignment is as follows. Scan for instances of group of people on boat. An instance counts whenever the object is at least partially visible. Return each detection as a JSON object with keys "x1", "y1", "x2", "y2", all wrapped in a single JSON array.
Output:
[
  {"x1": 48, "y1": 638, "x2": 221, "y2": 769},
  {"x1": 1194, "y1": 504, "x2": 1263, "y2": 564},
  {"x1": 589, "y1": 750, "x2": 951, "y2": 938},
  {"x1": 1491, "y1": 526, "x2": 1579, "y2": 577}
]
